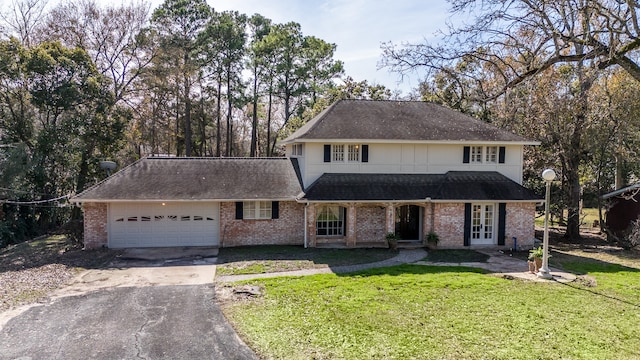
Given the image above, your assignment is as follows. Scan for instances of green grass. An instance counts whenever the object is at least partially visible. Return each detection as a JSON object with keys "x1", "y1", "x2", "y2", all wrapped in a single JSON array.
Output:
[
  {"x1": 424, "y1": 249, "x2": 490, "y2": 263},
  {"x1": 222, "y1": 265, "x2": 640, "y2": 359},
  {"x1": 217, "y1": 245, "x2": 397, "y2": 275},
  {"x1": 535, "y1": 207, "x2": 602, "y2": 228}
]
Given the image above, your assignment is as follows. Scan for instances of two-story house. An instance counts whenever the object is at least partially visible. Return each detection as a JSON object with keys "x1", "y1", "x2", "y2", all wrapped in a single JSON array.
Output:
[{"x1": 73, "y1": 100, "x2": 541, "y2": 249}]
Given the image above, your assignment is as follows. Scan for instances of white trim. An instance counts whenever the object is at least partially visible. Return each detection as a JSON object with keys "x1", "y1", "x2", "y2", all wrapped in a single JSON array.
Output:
[
  {"x1": 281, "y1": 138, "x2": 540, "y2": 146},
  {"x1": 301, "y1": 199, "x2": 541, "y2": 204}
]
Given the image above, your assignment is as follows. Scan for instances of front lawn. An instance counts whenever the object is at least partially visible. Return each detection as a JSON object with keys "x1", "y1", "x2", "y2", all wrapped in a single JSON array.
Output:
[{"x1": 221, "y1": 264, "x2": 640, "y2": 359}]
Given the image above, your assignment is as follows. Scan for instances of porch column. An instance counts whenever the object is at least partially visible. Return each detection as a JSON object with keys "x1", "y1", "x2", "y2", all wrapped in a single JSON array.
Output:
[
  {"x1": 346, "y1": 204, "x2": 356, "y2": 247},
  {"x1": 423, "y1": 202, "x2": 434, "y2": 245},
  {"x1": 385, "y1": 204, "x2": 396, "y2": 234},
  {"x1": 307, "y1": 204, "x2": 317, "y2": 247}
]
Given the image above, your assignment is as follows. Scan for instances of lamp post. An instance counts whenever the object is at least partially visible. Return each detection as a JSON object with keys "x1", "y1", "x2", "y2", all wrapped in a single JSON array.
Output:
[{"x1": 538, "y1": 168, "x2": 556, "y2": 279}]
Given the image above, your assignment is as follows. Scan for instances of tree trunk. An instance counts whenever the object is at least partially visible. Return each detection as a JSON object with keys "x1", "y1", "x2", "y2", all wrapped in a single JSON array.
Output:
[
  {"x1": 215, "y1": 78, "x2": 222, "y2": 157},
  {"x1": 250, "y1": 68, "x2": 258, "y2": 157},
  {"x1": 266, "y1": 89, "x2": 273, "y2": 156},
  {"x1": 226, "y1": 67, "x2": 233, "y2": 157},
  {"x1": 615, "y1": 153, "x2": 626, "y2": 189},
  {"x1": 184, "y1": 76, "x2": 192, "y2": 157}
]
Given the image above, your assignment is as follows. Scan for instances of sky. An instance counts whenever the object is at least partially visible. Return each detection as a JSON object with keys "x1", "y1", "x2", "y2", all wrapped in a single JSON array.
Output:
[
  {"x1": 212, "y1": 0, "x2": 453, "y2": 95},
  {"x1": 26, "y1": 0, "x2": 455, "y2": 95}
]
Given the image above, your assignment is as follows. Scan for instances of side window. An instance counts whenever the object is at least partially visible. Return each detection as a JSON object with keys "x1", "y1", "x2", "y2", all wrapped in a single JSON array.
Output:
[{"x1": 291, "y1": 144, "x2": 303, "y2": 157}]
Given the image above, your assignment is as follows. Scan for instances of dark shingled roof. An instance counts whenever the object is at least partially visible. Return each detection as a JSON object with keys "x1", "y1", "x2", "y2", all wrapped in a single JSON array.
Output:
[
  {"x1": 303, "y1": 171, "x2": 541, "y2": 202},
  {"x1": 73, "y1": 157, "x2": 303, "y2": 201},
  {"x1": 284, "y1": 99, "x2": 535, "y2": 143}
]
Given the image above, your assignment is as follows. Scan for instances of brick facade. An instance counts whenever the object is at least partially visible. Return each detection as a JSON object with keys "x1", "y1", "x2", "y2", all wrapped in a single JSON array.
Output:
[
  {"x1": 432, "y1": 203, "x2": 466, "y2": 248},
  {"x1": 355, "y1": 205, "x2": 386, "y2": 245},
  {"x1": 506, "y1": 202, "x2": 536, "y2": 249},
  {"x1": 219, "y1": 201, "x2": 304, "y2": 247},
  {"x1": 82, "y1": 200, "x2": 535, "y2": 250},
  {"x1": 83, "y1": 202, "x2": 108, "y2": 249}
]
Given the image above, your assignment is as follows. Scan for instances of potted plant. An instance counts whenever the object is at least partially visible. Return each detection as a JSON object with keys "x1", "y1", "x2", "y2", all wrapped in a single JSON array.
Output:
[
  {"x1": 425, "y1": 231, "x2": 439, "y2": 250},
  {"x1": 386, "y1": 232, "x2": 400, "y2": 250},
  {"x1": 528, "y1": 246, "x2": 547, "y2": 273}
]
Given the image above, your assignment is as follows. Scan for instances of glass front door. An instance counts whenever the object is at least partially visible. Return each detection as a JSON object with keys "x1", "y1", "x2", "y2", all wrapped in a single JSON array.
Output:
[{"x1": 471, "y1": 204, "x2": 495, "y2": 245}]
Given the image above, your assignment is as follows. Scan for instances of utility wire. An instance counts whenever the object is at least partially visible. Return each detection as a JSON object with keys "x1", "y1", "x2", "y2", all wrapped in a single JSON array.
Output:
[{"x1": 0, "y1": 194, "x2": 70, "y2": 205}]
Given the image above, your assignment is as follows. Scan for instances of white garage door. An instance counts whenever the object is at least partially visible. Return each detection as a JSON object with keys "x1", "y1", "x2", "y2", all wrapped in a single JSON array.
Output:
[{"x1": 109, "y1": 202, "x2": 220, "y2": 248}]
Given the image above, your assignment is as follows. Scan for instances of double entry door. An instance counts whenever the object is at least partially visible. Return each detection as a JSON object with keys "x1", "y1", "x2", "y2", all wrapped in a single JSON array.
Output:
[{"x1": 471, "y1": 204, "x2": 496, "y2": 245}]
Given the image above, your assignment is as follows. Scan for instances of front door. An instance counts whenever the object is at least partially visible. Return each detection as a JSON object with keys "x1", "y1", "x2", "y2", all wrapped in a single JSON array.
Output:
[
  {"x1": 395, "y1": 205, "x2": 420, "y2": 240},
  {"x1": 471, "y1": 204, "x2": 495, "y2": 245}
]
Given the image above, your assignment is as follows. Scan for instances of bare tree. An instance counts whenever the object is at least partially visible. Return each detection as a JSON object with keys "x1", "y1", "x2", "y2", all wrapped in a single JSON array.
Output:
[
  {"x1": 42, "y1": 0, "x2": 153, "y2": 104},
  {"x1": 381, "y1": 0, "x2": 640, "y2": 240},
  {"x1": 0, "y1": 0, "x2": 48, "y2": 47}
]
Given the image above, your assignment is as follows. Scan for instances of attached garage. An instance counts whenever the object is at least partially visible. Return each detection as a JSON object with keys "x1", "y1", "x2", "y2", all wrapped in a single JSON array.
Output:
[
  {"x1": 109, "y1": 202, "x2": 220, "y2": 248},
  {"x1": 72, "y1": 157, "x2": 304, "y2": 249}
]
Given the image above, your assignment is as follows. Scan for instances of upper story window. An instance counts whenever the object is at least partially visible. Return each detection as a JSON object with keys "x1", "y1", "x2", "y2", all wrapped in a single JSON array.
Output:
[
  {"x1": 471, "y1": 146, "x2": 483, "y2": 163},
  {"x1": 347, "y1": 145, "x2": 360, "y2": 162},
  {"x1": 325, "y1": 144, "x2": 369, "y2": 163},
  {"x1": 464, "y1": 146, "x2": 505, "y2": 164},
  {"x1": 291, "y1": 143, "x2": 303, "y2": 157},
  {"x1": 485, "y1": 146, "x2": 498, "y2": 163},
  {"x1": 332, "y1": 144, "x2": 344, "y2": 162}
]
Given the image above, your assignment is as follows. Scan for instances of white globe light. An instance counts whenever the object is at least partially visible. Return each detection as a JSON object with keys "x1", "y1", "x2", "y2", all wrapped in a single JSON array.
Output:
[{"x1": 542, "y1": 169, "x2": 556, "y2": 182}]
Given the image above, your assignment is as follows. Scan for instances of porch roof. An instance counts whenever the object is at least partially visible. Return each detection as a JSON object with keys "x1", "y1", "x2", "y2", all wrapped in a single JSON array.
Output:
[{"x1": 302, "y1": 171, "x2": 541, "y2": 202}]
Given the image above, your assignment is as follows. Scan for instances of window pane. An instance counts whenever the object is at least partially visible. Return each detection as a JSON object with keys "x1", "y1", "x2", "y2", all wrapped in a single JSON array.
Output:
[
  {"x1": 332, "y1": 145, "x2": 344, "y2": 162},
  {"x1": 486, "y1": 146, "x2": 497, "y2": 163},
  {"x1": 348, "y1": 144, "x2": 360, "y2": 162},
  {"x1": 316, "y1": 206, "x2": 345, "y2": 236},
  {"x1": 259, "y1": 201, "x2": 272, "y2": 219},
  {"x1": 471, "y1": 146, "x2": 483, "y2": 163},
  {"x1": 243, "y1": 201, "x2": 256, "y2": 219}
]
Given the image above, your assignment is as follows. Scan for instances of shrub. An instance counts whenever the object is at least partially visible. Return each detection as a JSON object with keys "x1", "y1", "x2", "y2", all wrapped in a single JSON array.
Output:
[{"x1": 623, "y1": 219, "x2": 640, "y2": 250}]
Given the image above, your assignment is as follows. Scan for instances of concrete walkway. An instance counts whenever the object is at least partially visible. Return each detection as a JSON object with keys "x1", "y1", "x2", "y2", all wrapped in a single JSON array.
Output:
[
  {"x1": 215, "y1": 248, "x2": 576, "y2": 283},
  {"x1": 415, "y1": 250, "x2": 577, "y2": 283}
]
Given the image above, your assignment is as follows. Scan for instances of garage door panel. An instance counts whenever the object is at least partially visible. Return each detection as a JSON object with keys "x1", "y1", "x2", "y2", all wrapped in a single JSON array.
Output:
[{"x1": 109, "y1": 202, "x2": 219, "y2": 248}]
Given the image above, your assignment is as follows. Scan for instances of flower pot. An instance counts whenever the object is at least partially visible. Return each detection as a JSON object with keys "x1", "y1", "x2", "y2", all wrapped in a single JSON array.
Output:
[
  {"x1": 534, "y1": 258, "x2": 542, "y2": 272},
  {"x1": 528, "y1": 260, "x2": 536, "y2": 273}
]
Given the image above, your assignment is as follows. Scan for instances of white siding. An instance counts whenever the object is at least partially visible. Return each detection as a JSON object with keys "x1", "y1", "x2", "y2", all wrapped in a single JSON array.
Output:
[{"x1": 300, "y1": 143, "x2": 524, "y2": 187}]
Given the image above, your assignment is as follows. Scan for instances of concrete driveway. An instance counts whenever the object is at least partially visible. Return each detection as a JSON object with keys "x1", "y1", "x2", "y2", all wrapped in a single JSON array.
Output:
[{"x1": 0, "y1": 260, "x2": 257, "y2": 360}]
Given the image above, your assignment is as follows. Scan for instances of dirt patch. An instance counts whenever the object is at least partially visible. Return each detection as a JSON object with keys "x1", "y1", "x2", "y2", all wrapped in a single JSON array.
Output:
[
  {"x1": 0, "y1": 236, "x2": 119, "y2": 312},
  {"x1": 215, "y1": 283, "x2": 264, "y2": 306}
]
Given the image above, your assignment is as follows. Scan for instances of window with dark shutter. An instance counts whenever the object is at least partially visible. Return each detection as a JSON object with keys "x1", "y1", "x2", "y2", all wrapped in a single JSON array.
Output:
[
  {"x1": 272, "y1": 201, "x2": 279, "y2": 219},
  {"x1": 463, "y1": 146, "x2": 470, "y2": 164},
  {"x1": 235, "y1": 202, "x2": 243, "y2": 220},
  {"x1": 498, "y1": 203, "x2": 506, "y2": 245},
  {"x1": 463, "y1": 203, "x2": 471, "y2": 246},
  {"x1": 324, "y1": 144, "x2": 331, "y2": 162}
]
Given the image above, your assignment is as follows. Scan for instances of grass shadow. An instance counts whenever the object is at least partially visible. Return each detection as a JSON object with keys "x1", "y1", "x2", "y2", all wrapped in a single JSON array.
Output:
[
  {"x1": 217, "y1": 245, "x2": 397, "y2": 267},
  {"x1": 424, "y1": 250, "x2": 490, "y2": 263},
  {"x1": 336, "y1": 264, "x2": 489, "y2": 278}
]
